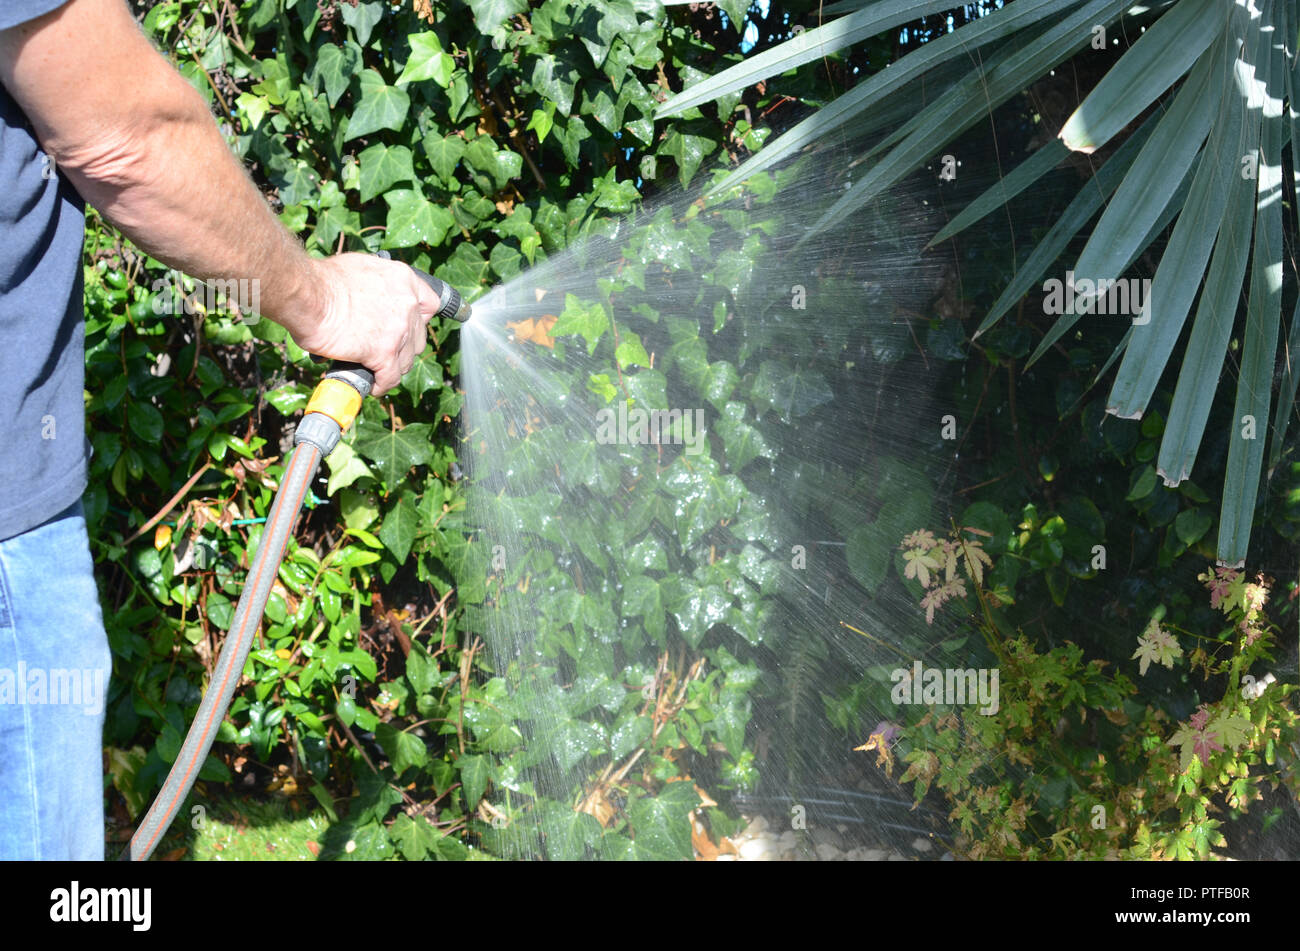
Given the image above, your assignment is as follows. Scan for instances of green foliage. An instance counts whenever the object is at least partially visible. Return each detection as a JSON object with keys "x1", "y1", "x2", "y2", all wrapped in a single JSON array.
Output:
[
  {"x1": 94, "y1": 0, "x2": 841, "y2": 859},
  {"x1": 867, "y1": 527, "x2": 1300, "y2": 860}
]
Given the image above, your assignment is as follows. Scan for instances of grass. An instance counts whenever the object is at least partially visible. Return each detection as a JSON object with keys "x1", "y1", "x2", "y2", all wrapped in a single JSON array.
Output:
[{"x1": 115, "y1": 788, "x2": 334, "y2": 861}]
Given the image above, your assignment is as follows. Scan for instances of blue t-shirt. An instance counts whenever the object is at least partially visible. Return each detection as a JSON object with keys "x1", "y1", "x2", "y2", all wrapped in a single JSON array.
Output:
[{"x1": 0, "y1": 0, "x2": 88, "y2": 540}]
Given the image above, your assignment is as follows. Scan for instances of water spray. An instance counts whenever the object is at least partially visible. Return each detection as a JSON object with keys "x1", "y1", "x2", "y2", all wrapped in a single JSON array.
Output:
[{"x1": 124, "y1": 264, "x2": 471, "y2": 861}]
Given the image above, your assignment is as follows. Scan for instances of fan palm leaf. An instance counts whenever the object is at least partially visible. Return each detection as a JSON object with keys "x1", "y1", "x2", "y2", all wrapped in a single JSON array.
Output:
[{"x1": 660, "y1": 0, "x2": 1298, "y2": 566}]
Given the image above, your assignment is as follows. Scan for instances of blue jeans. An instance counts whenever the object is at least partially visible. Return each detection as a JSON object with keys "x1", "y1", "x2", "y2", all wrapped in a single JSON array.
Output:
[{"x1": 0, "y1": 500, "x2": 111, "y2": 860}]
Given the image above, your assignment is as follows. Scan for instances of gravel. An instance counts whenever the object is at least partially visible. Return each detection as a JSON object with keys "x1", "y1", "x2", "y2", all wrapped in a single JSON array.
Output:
[{"x1": 725, "y1": 815, "x2": 953, "y2": 861}]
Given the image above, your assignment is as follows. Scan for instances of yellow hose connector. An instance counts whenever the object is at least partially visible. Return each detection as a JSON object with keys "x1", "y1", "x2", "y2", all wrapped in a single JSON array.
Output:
[{"x1": 304, "y1": 378, "x2": 364, "y2": 431}]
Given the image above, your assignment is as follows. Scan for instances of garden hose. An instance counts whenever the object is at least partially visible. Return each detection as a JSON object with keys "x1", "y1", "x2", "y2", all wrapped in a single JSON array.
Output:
[{"x1": 124, "y1": 267, "x2": 471, "y2": 861}]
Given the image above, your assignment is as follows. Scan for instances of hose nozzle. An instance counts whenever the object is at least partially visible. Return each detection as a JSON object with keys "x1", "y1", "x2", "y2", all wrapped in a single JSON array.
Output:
[
  {"x1": 375, "y1": 251, "x2": 472, "y2": 323},
  {"x1": 416, "y1": 272, "x2": 472, "y2": 323},
  {"x1": 433, "y1": 281, "x2": 470, "y2": 323}
]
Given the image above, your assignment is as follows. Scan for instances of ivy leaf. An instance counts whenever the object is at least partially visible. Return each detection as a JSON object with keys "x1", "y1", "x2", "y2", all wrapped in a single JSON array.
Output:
[
  {"x1": 437, "y1": 242, "x2": 491, "y2": 292},
  {"x1": 264, "y1": 383, "x2": 310, "y2": 414},
  {"x1": 659, "y1": 130, "x2": 715, "y2": 186},
  {"x1": 663, "y1": 578, "x2": 730, "y2": 648},
  {"x1": 405, "y1": 644, "x2": 439, "y2": 695},
  {"x1": 530, "y1": 52, "x2": 579, "y2": 115},
  {"x1": 661, "y1": 455, "x2": 745, "y2": 548},
  {"x1": 553, "y1": 115, "x2": 592, "y2": 168},
  {"x1": 615, "y1": 331, "x2": 651, "y2": 369},
  {"x1": 314, "y1": 202, "x2": 360, "y2": 251},
  {"x1": 580, "y1": 86, "x2": 620, "y2": 132},
  {"x1": 489, "y1": 241, "x2": 523, "y2": 280},
  {"x1": 699, "y1": 360, "x2": 738, "y2": 409},
  {"x1": 346, "y1": 70, "x2": 410, "y2": 140},
  {"x1": 339, "y1": 1, "x2": 383, "y2": 45},
  {"x1": 309, "y1": 40, "x2": 361, "y2": 107},
  {"x1": 622, "y1": 574, "x2": 663, "y2": 625},
  {"x1": 403, "y1": 349, "x2": 445, "y2": 402},
  {"x1": 357, "y1": 143, "x2": 415, "y2": 203},
  {"x1": 586, "y1": 371, "x2": 615, "y2": 408},
  {"x1": 667, "y1": 336, "x2": 706, "y2": 387},
  {"x1": 354, "y1": 420, "x2": 433, "y2": 487},
  {"x1": 235, "y1": 92, "x2": 270, "y2": 131},
  {"x1": 595, "y1": 176, "x2": 640, "y2": 213},
  {"x1": 396, "y1": 32, "x2": 455, "y2": 87},
  {"x1": 750, "y1": 361, "x2": 833, "y2": 420},
  {"x1": 550, "y1": 293, "x2": 609, "y2": 355},
  {"x1": 422, "y1": 133, "x2": 466, "y2": 183},
  {"x1": 466, "y1": 0, "x2": 528, "y2": 34},
  {"x1": 390, "y1": 813, "x2": 440, "y2": 861},
  {"x1": 625, "y1": 369, "x2": 667, "y2": 410},
  {"x1": 538, "y1": 799, "x2": 602, "y2": 860},
  {"x1": 459, "y1": 678, "x2": 522, "y2": 750},
  {"x1": 378, "y1": 491, "x2": 419, "y2": 561},
  {"x1": 626, "y1": 782, "x2": 699, "y2": 860},
  {"x1": 464, "y1": 136, "x2": 523, "y2": 192},
  {"x1": 325, "y1": 440, "x2": 376, "y2": 494},
  {"x1": 270, "y1": 161, "x2": 320, "y2": 206},
  {"x1": 459, "y1": 754, "x2": 491, "y2": 809},
  {"x1": 382, "y1": 189, "x2": 455, "y2": 249},
  {"x1": 541, "y1": 718, "x2": 603, "y2": 772},
  {"x1": 375, "y1": 721, "x2": 428, "y2": 774},
  {"x1": 715, "y1": 402, "x2": 770, "y2": 470},
  {"x1": 526, "y1": 107, "x2": 554, "y2": 143},
  {"x1": 440, "y1": 531, "x2": 488, "y2": 605}
]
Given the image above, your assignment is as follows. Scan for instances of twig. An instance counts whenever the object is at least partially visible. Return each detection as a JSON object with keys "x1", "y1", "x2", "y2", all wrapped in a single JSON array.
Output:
[
  {"x1": 125, "y1": 462, "x2": 213, "y2": 544},
  {"x1": 190, "y1": 51, "x2": 233, "y2": 119},
  {"x1": 220, "y1": 0, "x2": 248, "y2": 55}
]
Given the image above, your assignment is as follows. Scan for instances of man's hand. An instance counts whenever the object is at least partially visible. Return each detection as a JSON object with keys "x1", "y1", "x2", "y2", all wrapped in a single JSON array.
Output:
[
  {"x1": 0, "y1": 0, "x2": 433, "y2": 396},
  {"x1": 294, "y1": 255, "x2": 440, "y2": 396}
]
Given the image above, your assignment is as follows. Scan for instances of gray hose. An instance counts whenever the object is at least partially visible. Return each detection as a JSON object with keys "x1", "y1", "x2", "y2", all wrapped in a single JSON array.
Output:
[
  {"x1": 125, "y1": 261, "x2": 470, "y2": 860},
  {"x1": 125, "y1": 441, "x2": 323, "y2": 860}
]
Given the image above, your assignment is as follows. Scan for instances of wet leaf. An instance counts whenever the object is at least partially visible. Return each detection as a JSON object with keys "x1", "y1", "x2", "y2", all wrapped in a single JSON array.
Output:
[{"x1": 354, "y1": 420, "x2": 434, "y2": 487}]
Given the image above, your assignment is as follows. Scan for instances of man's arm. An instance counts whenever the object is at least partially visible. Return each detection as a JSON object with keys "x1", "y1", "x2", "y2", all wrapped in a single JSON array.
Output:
[{"x1": 0, "y1": 0, "x2": 433, "y2": 395}]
